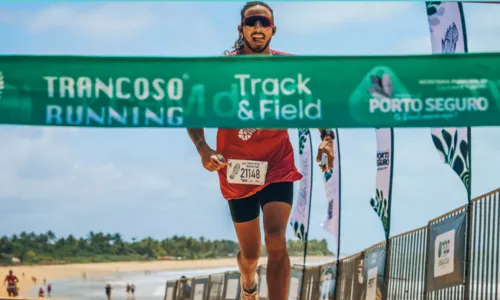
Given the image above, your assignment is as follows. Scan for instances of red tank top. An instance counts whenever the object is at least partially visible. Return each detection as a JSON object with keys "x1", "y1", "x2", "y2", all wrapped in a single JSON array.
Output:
[
  {"x1": 217, "y1": 129, "x2": 303, "y2": 200},
  {"x1": 217, "y1": 48, "x2": 302, "y2": 200},
  {"x1": 6, "y1": 275, "x2": 17, "y2": 285}
]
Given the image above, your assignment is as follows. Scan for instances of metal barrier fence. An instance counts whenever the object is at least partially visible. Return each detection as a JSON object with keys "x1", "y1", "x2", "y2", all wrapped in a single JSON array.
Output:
[
  {"x1": 164, "y1": 188, "x2": 500, "y2": 300},
  {"x1": 335, "y1": 252, "x2": 362, "y2": 300},
  {"x1": 387, "y1": 226, "x2": 427, "y2": 300},
  {"x1": 468, "y1": 190, "x2": 500, "y2": 300}
]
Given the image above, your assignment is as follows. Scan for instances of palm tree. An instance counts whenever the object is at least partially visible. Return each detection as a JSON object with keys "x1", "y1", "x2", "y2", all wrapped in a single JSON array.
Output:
[
  {"x1": 113, "y1": 233, "x2": 122, "y2": 244},
  {"x1": 46, "y1": 231, "x2": 56, "y2": 243}
]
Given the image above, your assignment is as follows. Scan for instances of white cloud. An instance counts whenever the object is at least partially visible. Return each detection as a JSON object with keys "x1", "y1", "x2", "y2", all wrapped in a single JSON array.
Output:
[
  {"x1": 464, "y1": 3, "x2": 500, "y2": 29},
  {"x1": 0, "y1": 2, "x2": 219, "y2": 46},
  {"x1": 25, "y1": 3, "x2": 160, "y2": 42},
  {"x1": 463, "y1": 3, "x2": 500, "y2": 52},
  {"x1": 394, "y1": 35, "x2": 432, "y2": 54},
  {"x1": 274, "y1": 2, "x2": 414, "y2": 35},
  {"x1": 0, "y1": 127, "x2": 182, "y2": 204}
]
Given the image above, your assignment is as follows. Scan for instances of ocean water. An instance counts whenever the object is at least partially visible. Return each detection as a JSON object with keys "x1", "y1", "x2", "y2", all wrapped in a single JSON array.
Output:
[
  {"x1": 27, "y1": 258, "x2": 334, "y2": 300},
  {"x1": 38, "y1": 272, "x2": 500, "y2": 300},
  {"x1": 28, "y1": 266, "x2": 239, "y2": 300}
]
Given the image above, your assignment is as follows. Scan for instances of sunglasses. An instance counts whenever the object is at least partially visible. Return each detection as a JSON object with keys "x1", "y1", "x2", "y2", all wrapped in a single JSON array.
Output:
[{"x1": 242, "y1": 15, "x2": 273, "y2": 28}]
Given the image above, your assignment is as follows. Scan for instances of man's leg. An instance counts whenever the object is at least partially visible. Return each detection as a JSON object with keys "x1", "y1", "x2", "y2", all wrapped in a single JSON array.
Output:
[
  {"x1": 261, "y1": 182, "x2": 293, "y2": 300},
  {"x1": 234, "y1": 218, "x2": 261, "y2": 289},
  {"x1": 228, "y1": 194, "x2": 262, "y2": 291}
]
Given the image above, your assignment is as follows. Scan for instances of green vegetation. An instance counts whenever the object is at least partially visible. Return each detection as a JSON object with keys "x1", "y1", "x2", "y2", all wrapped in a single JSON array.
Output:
[{"x1": 0, "y1": 231, "x2": 333, "y2": 265}]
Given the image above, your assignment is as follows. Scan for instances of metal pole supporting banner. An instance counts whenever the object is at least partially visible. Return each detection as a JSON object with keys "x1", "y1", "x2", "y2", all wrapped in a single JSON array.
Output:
[{"x1": 464, "y1": 126, "x2": 473, "y2": 300}]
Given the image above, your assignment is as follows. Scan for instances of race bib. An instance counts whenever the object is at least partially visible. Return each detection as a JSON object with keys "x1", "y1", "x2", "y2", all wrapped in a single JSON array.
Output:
[{"x1": 227, "y1": 159, "x2": 268, "y2": 185}]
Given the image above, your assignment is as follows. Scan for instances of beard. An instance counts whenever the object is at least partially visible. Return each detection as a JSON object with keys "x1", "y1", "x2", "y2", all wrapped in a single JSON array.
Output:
[{"x1": 243, "y1": 36, "x2": 271, "y2": 53}]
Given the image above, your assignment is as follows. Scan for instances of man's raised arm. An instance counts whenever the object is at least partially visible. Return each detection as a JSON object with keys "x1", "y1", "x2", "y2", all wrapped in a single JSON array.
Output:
[
  {"x1": 187, "y1": 129, "x2": 209, "y2": 152},
  {"x1": 317, "y1": 128, "x2": 335, "y2": 171},
  {"x1": 186, "y1": 129, "x2": 226, "y2": 172}
]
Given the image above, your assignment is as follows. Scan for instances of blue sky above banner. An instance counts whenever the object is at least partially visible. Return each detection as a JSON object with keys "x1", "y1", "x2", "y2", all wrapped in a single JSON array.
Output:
[
  {"x1": 1, "y1": 2, "x2": 499, "y2": 56},
  {"x1": 0, "y1": 0, "x2": 496, "y2": 3}
]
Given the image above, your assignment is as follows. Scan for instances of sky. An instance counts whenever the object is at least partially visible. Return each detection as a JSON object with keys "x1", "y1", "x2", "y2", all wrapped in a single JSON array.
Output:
[{"x1": 0, "y1": 1, "x2": 499, "y2": 256}]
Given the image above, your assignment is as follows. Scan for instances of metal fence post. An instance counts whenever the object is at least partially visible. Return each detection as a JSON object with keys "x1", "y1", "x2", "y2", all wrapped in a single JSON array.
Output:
[
  {"x1": 334, "y1": 259, "x2": 341, "y2": 300},
  {"x1": 383, "y1": 239, "x2": 392, "y2": 300},
  {"x1": 423, "y1": 223, "x2": 431, "y2": 300},
  {"x1": 463, "y1": 202, "x2": 474, "y2": 300}
]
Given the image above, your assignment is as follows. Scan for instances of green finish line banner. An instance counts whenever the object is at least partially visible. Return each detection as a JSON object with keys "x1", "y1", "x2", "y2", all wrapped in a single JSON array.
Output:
[{"x1": 0, "y1": 53, "x2": 499, "y2": 129}]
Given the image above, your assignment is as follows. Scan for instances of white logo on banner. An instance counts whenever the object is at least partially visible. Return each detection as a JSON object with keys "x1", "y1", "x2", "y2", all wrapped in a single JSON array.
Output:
[
  {"x1": 434, "y1": 229, "x2": 455, "y2": 277},
  {"x1": 320, "y1": 274, "x2": 334, "y2": 300},
  {"x1": 365, "y1": 267, "x2": 378, "y2": 300},
  {"x1": 0, "y1": 71, "x2": 4, "y2": 99}
]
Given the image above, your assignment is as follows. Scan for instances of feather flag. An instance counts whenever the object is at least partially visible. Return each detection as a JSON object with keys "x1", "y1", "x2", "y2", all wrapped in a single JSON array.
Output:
[
  {"x1": 290, "y1": 129, "x2": 313, "y2": 242},
  {"x1": 369, "y1": 128, "x2": 394, "y2": 240},
  {"x1": 321, "y1": 129, "x2": 341, "y2": 255},
  {"x1": 426, "y1": 1, "x2": 471, "y2": 196}
]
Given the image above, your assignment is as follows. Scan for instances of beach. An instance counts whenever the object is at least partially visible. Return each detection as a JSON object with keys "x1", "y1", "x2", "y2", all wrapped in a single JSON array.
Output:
[{"x1": 0, "y1": 256, "x2": 333, "y2": 299}]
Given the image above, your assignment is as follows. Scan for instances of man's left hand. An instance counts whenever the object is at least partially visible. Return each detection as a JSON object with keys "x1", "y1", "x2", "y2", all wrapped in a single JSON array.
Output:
[{"x1": 316, "y1": 135, "x2": 334, "y2": 172}]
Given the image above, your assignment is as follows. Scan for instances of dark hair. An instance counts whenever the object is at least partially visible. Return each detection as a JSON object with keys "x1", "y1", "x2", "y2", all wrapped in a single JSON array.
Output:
[{"x1": 223, "y1": 1, "x2": 274, "y2": 55}]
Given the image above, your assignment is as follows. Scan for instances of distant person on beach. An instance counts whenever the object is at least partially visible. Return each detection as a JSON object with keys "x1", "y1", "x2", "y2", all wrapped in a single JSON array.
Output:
[
  {"x1": 47, "y1": 283, "x2": 52, "y2": 297},
  {"x1": 38, "y1": 287, "x2": 45, "y2": 298},
  {"x1": 179, "y1": 276, "x2": 191, "y2": 300},
  {"x1": 105, "y1": 284, "x2": 112, "y2": 300},
  {"x1": 187, "y1": 2, "x2": 334, "y2": 299},
  {"x1": 4, "y1": 270, "x2": 19, "y2": 297},
  {"x1": 131, "y1": 284, "x2": 135, "y2": 295},
  {"x1": 125, "y1": 283, "x2": 131, "y2": 300}
]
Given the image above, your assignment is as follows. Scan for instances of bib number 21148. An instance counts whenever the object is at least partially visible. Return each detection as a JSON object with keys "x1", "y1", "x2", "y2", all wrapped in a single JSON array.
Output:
[{"x1": 227, "y1": 159, "x2": 268, "y2": 185}]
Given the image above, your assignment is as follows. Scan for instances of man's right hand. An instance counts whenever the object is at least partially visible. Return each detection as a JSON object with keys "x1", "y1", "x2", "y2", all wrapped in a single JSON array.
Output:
[{"x1": 198, "y1": 145, "x2": 227, "y2": 172}]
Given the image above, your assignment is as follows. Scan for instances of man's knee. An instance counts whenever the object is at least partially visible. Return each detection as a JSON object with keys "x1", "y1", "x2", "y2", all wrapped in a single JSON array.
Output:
[
  {"x1": 239, "y1": 248, "x2": 261, "y2": 263},
  {"x1": 264, "y1": 225, "x2": 287, "y2": 253}
]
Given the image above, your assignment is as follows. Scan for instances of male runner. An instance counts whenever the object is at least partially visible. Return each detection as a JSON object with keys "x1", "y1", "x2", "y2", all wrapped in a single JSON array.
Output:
[
  {"x1": 187, "y1": 2, "x2": 335, "y2": 300},
  {"x1": 4, "y1": 270, "x2": 19, "y2": 297}
]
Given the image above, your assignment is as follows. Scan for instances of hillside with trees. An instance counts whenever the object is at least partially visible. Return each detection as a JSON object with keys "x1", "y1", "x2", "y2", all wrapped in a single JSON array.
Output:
[{"x1": 0, "y1": 231, "x2": 333, "y2": 265}]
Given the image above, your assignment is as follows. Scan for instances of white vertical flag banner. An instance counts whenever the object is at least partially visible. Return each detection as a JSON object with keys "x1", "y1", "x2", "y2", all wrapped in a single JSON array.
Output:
[
  {"x1": 321, "y1": 128, "x2": 341, "y2": 252},
  {"x1": 369, "y1": 128, "x2": 394, "y2": 240},
  {"x1": 290, "y1": 129, "x2": 313, "y2": 243},
  {"x1": 426, "y1": 2, "x2": 471, "y2": 194},
  {"x1": 426, "y1": 2, "x2": 467, "y2": 53},
  {"x1": 430, "y1": 128, "x2": 470, "y2": 192}
]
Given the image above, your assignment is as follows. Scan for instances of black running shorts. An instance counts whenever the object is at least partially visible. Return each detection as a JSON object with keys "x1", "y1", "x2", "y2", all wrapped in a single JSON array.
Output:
[{"x1": 228, "y1": 181, "x2": 294, "y2": 223}]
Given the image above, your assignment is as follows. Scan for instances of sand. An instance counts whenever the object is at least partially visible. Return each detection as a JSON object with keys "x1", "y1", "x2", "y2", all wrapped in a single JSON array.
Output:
[{"x1": 0, "y1": 255, "x2": 333, "y2": 299}]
